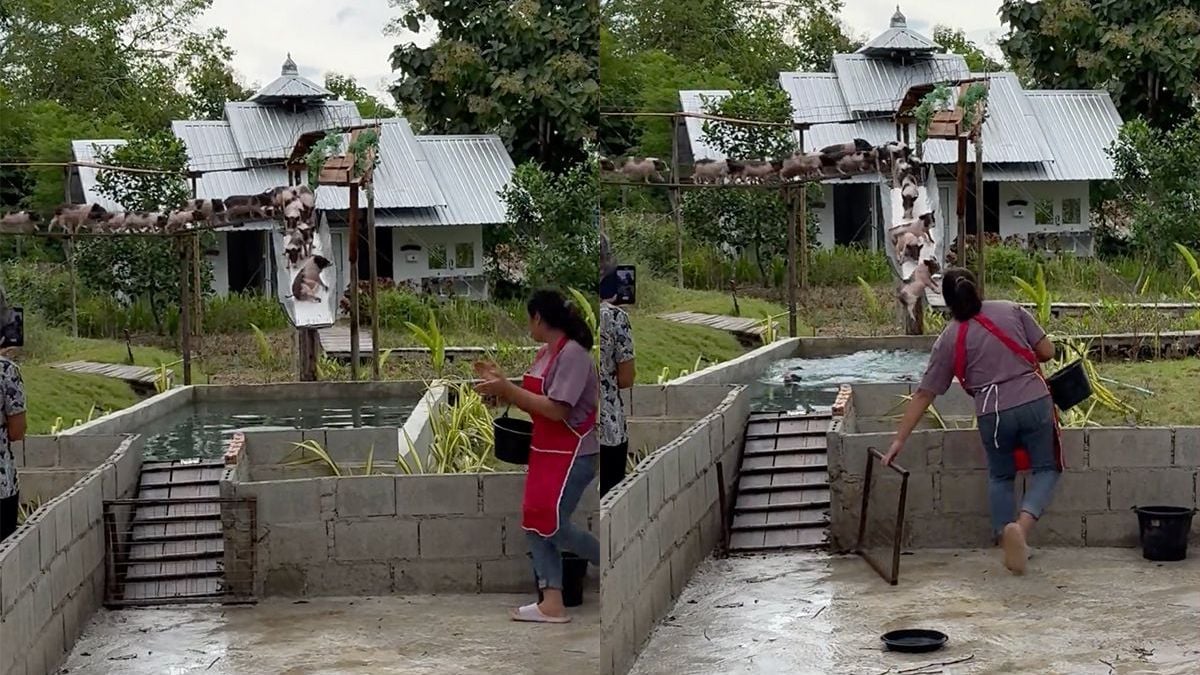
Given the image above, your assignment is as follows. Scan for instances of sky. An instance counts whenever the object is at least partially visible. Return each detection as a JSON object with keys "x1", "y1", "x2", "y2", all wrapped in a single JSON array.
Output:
[{"x1": 197, "y1": 0, "x2": 1007, "y2": 107}]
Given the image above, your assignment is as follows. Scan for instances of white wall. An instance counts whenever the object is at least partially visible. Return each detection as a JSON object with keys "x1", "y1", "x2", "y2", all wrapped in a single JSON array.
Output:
[
  {"x1": 998, "y1": 181, "x2": 1092, "y2": 254},
  {"x1": 209, "y1": 233, "x2": 230, "y2": 297},
  {"x1": 391, "y1": 224, "x2": 486, "y2": 296},
  {"x1": 812, "y1": 184, "x2": 835, "y2": 250}
]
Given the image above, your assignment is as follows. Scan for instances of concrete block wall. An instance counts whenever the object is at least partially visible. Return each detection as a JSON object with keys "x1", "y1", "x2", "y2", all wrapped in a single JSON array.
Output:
[
  {"x1": 829, "y1": 424, "x2": 1200, "y2": 550},
  {"x1": 0, "y1": 435, "x2": 143, "y2": 675},
  {"x1": 225, "y1": 469, "x2": 600, "y2": 597},
  {"x1": 850, "y1": 382, "x2": 976, "y2": 433},
  {"x1": 600, "y1": 385, "x2": 751, "y2": 675},
  {"x1": 14, "y1": 435, "x2": 135, "y2": 503},
  {"x1": 59, "y1": 386, "x2": 193, "y2": 436}
]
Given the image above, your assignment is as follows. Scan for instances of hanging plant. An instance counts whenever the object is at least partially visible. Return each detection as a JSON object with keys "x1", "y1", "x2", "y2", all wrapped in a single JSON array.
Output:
[
  {"x1": 348, "y1": 129, "x2": 381, "y2": 179},
  {"x1": 914, "y1": 83, "x2": 953, "y2": 143},
  {"x1": 304, "y1": 131, "x2": 342, "y2": 189},
  {"x1": 959, "y1": 83, "x2": 990, "y2": 132}
]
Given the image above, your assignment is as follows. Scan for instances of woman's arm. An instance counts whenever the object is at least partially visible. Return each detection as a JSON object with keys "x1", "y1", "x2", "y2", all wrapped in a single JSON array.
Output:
[
  {"x1": 7, "y1": 412, "x2": 25, "y2": 442},
  {"x1": 616, "y1": 359, "x2": 635, "y2": 389},
  {"x1": 487, "y1": 379, "x2": 572, "y2": 422},
  {"x1": 1034, "y1": 336, "x2": 1055, "y2": 362},
  {"x1": 883, "y1": 388, "x2": 936, "y2": 465}
]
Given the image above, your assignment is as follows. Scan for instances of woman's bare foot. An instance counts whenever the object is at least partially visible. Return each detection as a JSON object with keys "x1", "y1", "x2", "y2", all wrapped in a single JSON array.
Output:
[
  {"x1": 1001, "y1": 523, "x2": 1028, "y2": 575},
  {"x1": 538, "y1": 588, "x2": 567, "y2": 618}
]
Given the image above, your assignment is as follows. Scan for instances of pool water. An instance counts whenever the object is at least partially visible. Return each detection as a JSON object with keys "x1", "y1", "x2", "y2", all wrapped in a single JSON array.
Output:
[
  {"x1": 752, "y1": 350, "x2": 930, "y2": 414},
  {"x1": 136, "y1": 398, "x2": 418, "y2": 462}
]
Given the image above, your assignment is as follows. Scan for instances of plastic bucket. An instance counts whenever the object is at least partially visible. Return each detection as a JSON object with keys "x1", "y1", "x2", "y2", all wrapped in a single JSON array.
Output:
[
  {"x1": 532, "y1": 552, "x2": 588, "y2": 607},
  {"x1": 1134, "y1": 506, "x2": 1196, "y2": 562},
  {"x1": 1046, "y1": 359, "x2": 1092, "y2": 411},
  {"x1": 493, "y1": 410, "x2": 532, "y2": 465}
]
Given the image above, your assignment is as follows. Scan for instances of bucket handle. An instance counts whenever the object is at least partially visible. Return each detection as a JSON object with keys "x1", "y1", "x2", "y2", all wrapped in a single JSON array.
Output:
[{"x1": 1131, "y1": 505, "x2": 1199, "y2": 514}]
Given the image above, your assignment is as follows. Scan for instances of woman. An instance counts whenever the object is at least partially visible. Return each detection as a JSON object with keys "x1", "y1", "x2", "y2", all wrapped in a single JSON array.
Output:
[
  {"x1": 884, "y1": 267, "x2": 1060, "y2": 575},
  {"x1": 475, "y1": 289, "x2": 600, "y2": 622},
  {"x1": 600, "y1": 269, "x2": 635, "y2": 495},
  {"x1": 0, "y1": 350, "x2": 28, "y2": 542}
]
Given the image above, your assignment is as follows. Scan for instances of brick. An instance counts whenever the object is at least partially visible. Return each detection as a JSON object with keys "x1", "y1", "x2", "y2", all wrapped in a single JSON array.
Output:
[
  {"x1": 1087, "y1": 428, "x2": 1172, "y2": 467},
  {"x1": 1109, "y1": 469, "x2": 1194, "y2": 510},
  {"x1": 1084, "y1": 512, "x2": 1139, "y2": 547},
  {"x1": 940, "y1": 430, "x2": 987, "y2": 469},
  {"x1": 36, "y1": 516, "x2": 56, "y2": 572},
  {"x1": 1174, "y1": 427, "x2": 1200, "y2": 467},
  {"x1": 334, "y1": 518, "x2": 418, "y2": 560},
  {"x1": 641, "y1": 454, "x2": 665, "y2": 522},
  {"x1": 1059, "y1": 429, "x2": 1086, "y2": 469},
  {"x1": 838, "y1": 432, "x2": 890, "y2": 476},
  {"x1": 667, "y1": 385, "x2": 727, "y2": 418},
  {"x1": 479, "y1": 558, "x2": 532, "y2": 594},
  {"x1": 1030, "y1": 513, "x2": 1084, "y2": 546},
  {"x1": 398, "y1": 474, "x2": 480, "y2": 515},
  {"x1": 898, "y1": 430, "x2": 942, "y2": 473},
  {"x1": 255, "y1": 478, "x2": 332, "y2": 524},
  {"x1": 705, "y1": 413, "x2": 724, "y2": 468},
  {"x1": 480, "y1": 473, "x2": 525, "y2": 514},
  {"x1": 1050, "y1": 471, "x2": 1108, "y2": 512},
  {"x1": 54, "y1": 500, "x2": 72, "y2": 554},
  {"x1": 639, "y1": 521, "x2": 661, "y2": 586},
  {"x1": 395, "y1": 559, "x2": 481, "y2": 593},
  {"x1": 324, "y1": 427, "x2": 398, "y2": 463},
  {"x1": 903, "y1": 471, "x2": 936, "y2": 514},
  {"x1": 621, "y1": 471, "x2": 649, "y2": 536},
  {"x1": 907, "y1": 512, "x2": 993, "y2": 547},
  {"x1": 419, "y1": 517, "x2": 502, "y2": 558},
  {"x1": 335, "y1": 475, "x2": 396, "y2": 518},
  {"x1": 501, "y1": 516, "x2": 531, "y2": 557},
  {"x1": 40, "y1": 612, "x2": 65, "y2": 673},
  {"x1": 243, "y1": 430, "x2": 306, "y2": 465},
  {"x1": 59, "y1": 436, "x2": 117, "y2": 468},
  {"x1": 938, "y1": 471, "x2": 991, "y2": 515},
  {"x1": 265, "y1": 522, "x2": 329, "y2": 567},
  {"x1": 307, "y1": 562, "x2": 391, "y2": 596},
  {"x1": 20, "y1": 437, "x2": 59, "y2": 468},
  {"x1": 630, "y1": 386, "x2": 666, "y2": 417},
  {"x1": 263, "y1": 566, "x2": 306, "y2": 596},
  {"x1": 661, "y1": 445, "x2": 680, "y2": 500}
]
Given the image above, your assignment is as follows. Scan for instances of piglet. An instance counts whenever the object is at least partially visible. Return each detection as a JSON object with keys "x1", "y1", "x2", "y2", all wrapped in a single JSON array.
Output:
[
  {"x1": 620, "y1": 157, "x2": 667, "y2": 183},
  {"x1": 691, "y1": 159, "x2": 728, "y2": 184},
  {"x1": 780, "y1": 152, "x2": 822, "y2": 181},
  {"x1": 894, "y1": 231, "x2": 921, "y2": 262},
  {"x1": 0, "y1": 211, "x2": 40, "y2": 234},
  {"x1": 897, "y1": 259, "x2": 941, "y2": 321}
]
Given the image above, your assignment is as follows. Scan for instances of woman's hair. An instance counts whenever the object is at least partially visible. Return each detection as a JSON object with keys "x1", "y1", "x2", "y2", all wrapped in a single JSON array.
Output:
[
  {"x1": 941, "y1": 267, "x2": 983, "y2": 322},
  {"x1": 527, "y1": 288, "x2": 594, "y2": 350}
]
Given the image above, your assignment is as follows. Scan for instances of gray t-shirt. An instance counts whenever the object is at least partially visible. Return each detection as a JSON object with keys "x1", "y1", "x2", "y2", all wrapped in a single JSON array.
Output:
[
  {"x1": 919, "y1": 300, "x2": 1050, "y2": 416},
  {"x1": 528, "y1": 339, "x2": 600, "y2": 455}
]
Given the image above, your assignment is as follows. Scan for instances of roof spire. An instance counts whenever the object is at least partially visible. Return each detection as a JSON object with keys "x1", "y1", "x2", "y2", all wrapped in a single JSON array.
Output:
[
  {"x1": 281, "y1": 53, "x2": 298, "y2": 76},
  {"x1": 890, "y1": 5, "x2": 906, "y2": 28}
]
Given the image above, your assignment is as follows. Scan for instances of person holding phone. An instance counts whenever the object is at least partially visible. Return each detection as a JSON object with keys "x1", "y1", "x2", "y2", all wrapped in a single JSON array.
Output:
[
  {"x1": 599, "y1": 270, "x2": 635, "y2": 495},
  {"x1": 0, "y1": 348, "x2": 28, "y2": 541}
]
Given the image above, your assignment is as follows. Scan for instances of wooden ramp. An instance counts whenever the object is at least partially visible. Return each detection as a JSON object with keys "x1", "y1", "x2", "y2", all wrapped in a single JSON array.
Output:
[
  {"x1": 51, "y1": 360, "x2": 166, "y2": 387},
  {"x1": 727, "y1": 412, "x2": 831, "y2": 553},
  {"x1": 658, "y1": 312, "x2": 772, "y2": 339},
  {"x1": 118, "y1": 460, "x2": 227, "y2": 603}
]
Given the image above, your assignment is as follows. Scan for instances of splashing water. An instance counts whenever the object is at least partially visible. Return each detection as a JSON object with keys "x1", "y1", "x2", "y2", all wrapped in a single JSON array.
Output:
[{"x1": 752, "y1": 350, "x2": 929, "y2": 414}]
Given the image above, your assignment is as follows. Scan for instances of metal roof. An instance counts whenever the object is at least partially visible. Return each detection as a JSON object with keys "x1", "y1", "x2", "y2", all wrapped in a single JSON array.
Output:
[
  {"x1": 70, "y1": 139, "x2": 127, "y2": 211},
  {"x1": 856, "y1": 7, "x2": 942, "y2": 57},
  {"x1": 376, "y1": 135, "x2": 515, "y2": 227},
  {"x1": 249, "y1": 55, "x2": 335, "y2": 103},
  {"x1": 777, "y1": 73, "x2": 851, "y2": 124},
  {"x1": 369, "y1": 118, "x2": 447, "y2": 209},
  {"x1": 678, "y1": 90, "x2": 736, "y2": 161},
  {"x1": 831, "y1": 54, "x2": 969, "y2": 116},
  {"x1": 918, "y1": 73, "x2": 1052, "y2": 165},
  {"x1": 224, "y1": 100, "x2": 362, "y2": 161},
  {"x1": 981, "y1": 91, "x2": 1122, "y2": 182}
]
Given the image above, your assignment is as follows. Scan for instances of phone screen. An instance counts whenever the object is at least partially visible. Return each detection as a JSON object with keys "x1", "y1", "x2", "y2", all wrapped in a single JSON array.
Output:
[
  {"x1": 614, "y1": 265, "x2": 635, "y2": 306},
  {"x1": 1, "y1": 307, "x2": 23, "y2": 348}
]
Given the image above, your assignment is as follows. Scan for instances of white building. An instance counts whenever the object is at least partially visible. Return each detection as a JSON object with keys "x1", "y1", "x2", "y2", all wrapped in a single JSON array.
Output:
[
  {"x1": 679, "y1": 8, "x2": 1123, "y2": 256},
  {"x1": 70, "y1": 55, "x2": 515, "y2": 298}
]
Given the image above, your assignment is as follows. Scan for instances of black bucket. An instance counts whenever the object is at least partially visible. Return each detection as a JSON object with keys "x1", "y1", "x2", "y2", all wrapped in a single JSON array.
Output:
[
  {"x1": 1134, "y1": 506, "x2": 1196, "y2": 562},
  {"x1": 493, "y1": 407, "x2": 532, "y2": 465},
  {"x1": 532, "y1": 552, "x2": 588, "y2": 607},
  {"x1": 1046, "y1": 359, "x2": 1092, "y2": 411}
]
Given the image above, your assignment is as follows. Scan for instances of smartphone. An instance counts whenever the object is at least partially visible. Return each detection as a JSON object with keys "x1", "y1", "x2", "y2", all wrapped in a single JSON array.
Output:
[
  {"x1": 614, "y1": 265, "x2": 636, "y2": 306},
  {"x1": 0, "y1": 307, "x2": 23, "y2": 348}
]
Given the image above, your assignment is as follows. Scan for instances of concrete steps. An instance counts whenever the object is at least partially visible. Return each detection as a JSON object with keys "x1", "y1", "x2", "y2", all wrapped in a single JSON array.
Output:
[{"x1": 727, "y1": 412, "x2": 831, "y2": 553}]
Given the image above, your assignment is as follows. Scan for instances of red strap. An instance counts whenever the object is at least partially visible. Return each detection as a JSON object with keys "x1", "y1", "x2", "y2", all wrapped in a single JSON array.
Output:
[{"x1": 953, "y1": 314, "x2": 1041, "y2": 393}]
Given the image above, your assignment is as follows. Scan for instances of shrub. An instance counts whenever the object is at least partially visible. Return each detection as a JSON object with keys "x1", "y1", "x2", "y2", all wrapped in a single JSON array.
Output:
[
  {"x1": 204, "y1": 293, "x2": 287, "y2": 334},
  {"x1": 809, "y1": 247, "x2": 890, "y2": 286}
]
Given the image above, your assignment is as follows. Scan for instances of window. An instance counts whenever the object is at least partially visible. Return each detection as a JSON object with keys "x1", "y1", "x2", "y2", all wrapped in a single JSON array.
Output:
[
  {"x1": 1062, "y1": 198, "x2": 1081, "y2": 226},
  {"x1": 1034, "y1": 199, "x2": 1055, "y2": 226},
  {"x1": 455, "y1": 243, "x2": 475, "y2": 269},
  {"x1": 428, "y1": 244, "x2": 447, "y2": 270}
]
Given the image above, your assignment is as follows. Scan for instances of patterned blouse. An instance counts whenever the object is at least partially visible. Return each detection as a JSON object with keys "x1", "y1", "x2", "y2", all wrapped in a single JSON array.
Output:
[
  {"x1": 600, "y1": 302, "x2": 634, "y2": 446},
  {"x1": 0, "y1": 358, "x2": 27, "y2": 500}
]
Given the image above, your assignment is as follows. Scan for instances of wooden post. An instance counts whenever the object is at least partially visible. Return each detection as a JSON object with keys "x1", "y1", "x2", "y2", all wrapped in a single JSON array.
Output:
[
  {"x1": 178, "y1": 237, "x2": 192, "y2": 385},
  {"x1": 671, "y1": 114, "x2": 684, "y2": 288},
  {"x1": 974, "y1": 135, "x2": 985, "y2": 294},
  {"x1": 190, "y1": 176, "x2": 202, "y2": 336},
  {"x1": 366, "y1": 184, "x2": 380, "y2": 380},
  {"x1": 955, "y1": 137, "x2": 968, "y2": 265},
  {"x1": 786, "y1": 184, "x2": 798, "y2": 337},
  {"x1": 348, "y1": 185, "x2": 361, "y2": 380},
  {"x1": 798, "y1": 184, "x2": 808, "y2": 295},
  {"x1": 63, "y1": 167, "x2": 78, "y2": 338}
]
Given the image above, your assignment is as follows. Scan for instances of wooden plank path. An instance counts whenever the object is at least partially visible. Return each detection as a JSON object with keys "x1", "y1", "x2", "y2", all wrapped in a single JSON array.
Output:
[
  {"x1": 120, "y1": 460, "x2": 226, "y2": 603},
  {"x1": 728, "y1": 412, "x2": 831, "y2": 553},
  {"x1": 51, "y1": 360, "x2": 166, "y2": 387},
  {"x1": 318, "y1": 325, "x2": 539, "y2": 359},
  {"x1": 657, "y1": 312, "x2": 772, "y2": 338}
]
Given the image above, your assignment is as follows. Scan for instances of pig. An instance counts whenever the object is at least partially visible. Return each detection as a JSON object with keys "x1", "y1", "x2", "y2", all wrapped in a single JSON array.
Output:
[
  {"x1": 291, "y1": 254, "x2": 332, "y2": 303},
  {"x1": 819, "y1": 138, "x2": 873, "y2": 168},
  {"x1": 124, "y1": 211, "x2": 168, "y2": 233},
  {"x1": 599, "y1": 157, "x2": 616, "y2": 173},
  {"x1": 48, "y1": 203, "x2": 107, "y2": 234},
  {"x1": 901, "y1": 174, "x2": 920, "y2": 217},
  {"x1": 0, "y1": 211, "x2": 40, "y2": 234},
  {"x1": 894, "y1": 231, "x2": 922, "y2": 262},
  {"x1": 890, "y1": 216, "x2": 934, "y2": 250},
  {"x1": 100, "y1": 212, "x2": 128, "y2": 233},
  {"x1": 223, "y1": 193, "x2": 274, "y2": 222},
  {"x1": 780, "y1": 152, "x2": 822, "y2": 181},
  {"x1": 731, "y1": 159, "x2": 780, "y2": 184},
  {"x1": 691, "y1": 159, "x2": 728, "y2": 184},
  {"x1": 832, "y1": 149, "x2": 878, "y2": 177},
  {"x1": 897, "y1": 259, "x2": 941, "y2": 321},
  {"x1": 182, "y1": 198, "x2": 225, "y2": 221},
  {"x1": 283, "y1": 229, "x2": 306, "y2": 269},
  {"x1": 166, "y1": 209, "x2": 204, "y2": 232},
  {"x1": 620, "y1": 157, "x2": 667, "y2": 183}
]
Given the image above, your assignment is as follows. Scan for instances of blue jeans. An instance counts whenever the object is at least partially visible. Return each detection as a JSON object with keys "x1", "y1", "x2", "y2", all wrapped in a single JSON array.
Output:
[
  {"x1": 527, "y1": 453, "x2": 600, "y2": 590},
  {"x1": 977, "y1": 396, "x2": 1061, "y2": 539}
]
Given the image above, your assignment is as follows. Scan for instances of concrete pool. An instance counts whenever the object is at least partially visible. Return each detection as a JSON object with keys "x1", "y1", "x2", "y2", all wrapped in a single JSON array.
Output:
[{"x1": 751, "y1": 349, "x2": 929, "y2": 413}]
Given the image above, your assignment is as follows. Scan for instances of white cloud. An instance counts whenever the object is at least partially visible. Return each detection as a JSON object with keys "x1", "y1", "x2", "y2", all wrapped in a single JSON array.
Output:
[
  {"x1": 195, "y1": 0, "x2": 433, "y2": 103},
  {"x1": 839, "y1": 0, "x2": 1008, "y2": 60}
]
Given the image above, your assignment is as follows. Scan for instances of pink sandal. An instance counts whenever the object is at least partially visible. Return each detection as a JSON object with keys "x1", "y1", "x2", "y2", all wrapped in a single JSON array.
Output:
[{"x1": 511, "y1": 602, "x2": 571, "y2": 623}]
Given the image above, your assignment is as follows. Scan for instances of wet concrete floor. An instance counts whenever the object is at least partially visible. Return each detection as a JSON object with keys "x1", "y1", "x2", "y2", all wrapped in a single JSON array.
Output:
[
  {"x1": 630, "y1": 549, "x2": 1200, "y2": 675},
  {"x1": 61, "y1": 593, "x2": 597, "y2": 675}
]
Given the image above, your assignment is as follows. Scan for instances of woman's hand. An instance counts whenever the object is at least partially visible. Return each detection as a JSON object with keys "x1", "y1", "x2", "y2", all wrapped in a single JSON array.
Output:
[
  {"x1": 882, "y1": 438, "x2": 904, "y2": 467},
  {"x1": 473, "y1": 360, "x2": 507, "y2": 382},
  {"x1": 474, "y1": 376, "x2": 514, "y2": 400}
]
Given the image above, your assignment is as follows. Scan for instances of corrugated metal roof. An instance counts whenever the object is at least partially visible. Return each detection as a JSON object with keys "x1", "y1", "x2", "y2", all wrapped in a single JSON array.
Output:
[
  {"x1": 224, "y1": 100, "x2": 362, "y2": 161},
  {"x1": 70, "y1": 139, "x2": 127, "y2": 211},
  {"x1": 777, "y1": 73, "x2": 851, "y2": 124},
  {"x1": 369, "y1": 118, "x2": 447, "y2": 209},
  {"x1": 376, "y1": 135, "x2": 515, "y2": 227},
  {"x1": 678, "y1": 90, "x2": 736, "y2": 161},
  {"x1": 982, "y1": 91, "x2": 1122, "y2": 182},
  {"x1": 249, "y1": 55, "x2": 335, "y2": 103},
  {"x1": 831, "y1": 54, "x2": 969, "y2": 116},
  {"x1": 856, "y1": 27, "x2": 942, "y2": 56}
]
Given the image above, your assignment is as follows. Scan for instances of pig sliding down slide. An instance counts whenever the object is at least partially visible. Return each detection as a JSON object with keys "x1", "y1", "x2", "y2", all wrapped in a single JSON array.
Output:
[{"x1": 880, "y1": 143, "x2": 945, "y2": 322}]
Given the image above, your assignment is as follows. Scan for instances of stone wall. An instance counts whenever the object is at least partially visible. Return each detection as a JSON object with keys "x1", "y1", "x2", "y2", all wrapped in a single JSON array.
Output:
[
  {"x1": 600, "y1": 385, "x2": 751, "y2": 675},
  {"x1": 222, "y1": 428, "x2": 600, "y2": 597},
  {"x1": 829, "y1": 423, "x2": 1200, "y2": 550},
  {"x1": 0, "y1": 436, "x2": 143, "y2": 675}
]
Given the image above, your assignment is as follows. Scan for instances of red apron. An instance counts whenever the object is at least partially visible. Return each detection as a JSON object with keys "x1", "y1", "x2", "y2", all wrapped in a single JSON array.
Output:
[
  {"x1": 953, "y1": 314, "x2": 1064, "y2": 472},
  {"x1": 521, "y1": 337, "x2": 597, "y2": 537}
]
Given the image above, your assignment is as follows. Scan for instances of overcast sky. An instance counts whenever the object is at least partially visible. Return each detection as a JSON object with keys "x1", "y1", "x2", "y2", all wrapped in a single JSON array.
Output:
[{"x1": 197, "y1": 0, "x2": 1006, "y2": 106}]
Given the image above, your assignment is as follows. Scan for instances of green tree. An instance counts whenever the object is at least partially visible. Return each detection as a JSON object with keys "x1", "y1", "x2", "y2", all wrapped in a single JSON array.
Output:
[
  {"x1": 83, "y1": 134, "x2": 207, "y2": 334},
  {"x1": 325, "y1": 73, "x2": 397, "y2": 120},
  {"x1": 932, "y1": 26, "x2": 1004, "y2": 72},
  {"x1": 999, "y1": 0, "x2": 1200, "y2": 129},
  {"x1": 388, "y1": 0, "x2": 599, "y2": 172},
  {"x1": 699, "y1": 88, "x2": 796, "y2": 160},
  {"x1": 1109, "y1": 114, "x2": 1200, "y2": 264},
  {"x1": 499, "y1": 158, "x2": 599, "y2": 292},
  {"x1": 177, "y1": 28, "x2": 254, "y2": 120}
]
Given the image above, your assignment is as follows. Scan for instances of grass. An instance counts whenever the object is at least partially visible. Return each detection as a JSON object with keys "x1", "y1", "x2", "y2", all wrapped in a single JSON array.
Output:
[
  {"x1": 631, "y1": 316, "x2": 745, "y2": 383},
  {"x1": 1092, "y1": 357, "x2": 1200, "y2": 426},
  {"x1": 20, "y1": 365, "x2": 139, "y2": 434}
]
